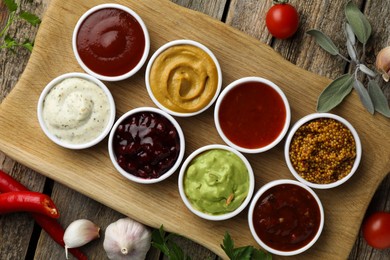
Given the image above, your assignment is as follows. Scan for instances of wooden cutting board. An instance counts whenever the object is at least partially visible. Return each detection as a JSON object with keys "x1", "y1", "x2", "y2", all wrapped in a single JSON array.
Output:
[{"x1": 0, "y1": 0, "x2": 389, "y2": 258}]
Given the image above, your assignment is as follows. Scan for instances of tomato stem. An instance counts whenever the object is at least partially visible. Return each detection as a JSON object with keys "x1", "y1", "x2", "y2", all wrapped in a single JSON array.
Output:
[{"x1": 273, "y1": 0, "x2": 289, "y2": 4}]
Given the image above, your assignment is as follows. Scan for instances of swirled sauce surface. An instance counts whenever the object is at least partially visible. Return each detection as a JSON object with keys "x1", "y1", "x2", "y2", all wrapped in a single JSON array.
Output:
[
  {"x1": 149, "y1": 44, "x2": 219, "y2": 113},
  {"x1": 42, "y1": 78, "x2": 111, "y2": 144},
  {"x1": 76, "y1": 8, "x2": 145, "y2": 77}
]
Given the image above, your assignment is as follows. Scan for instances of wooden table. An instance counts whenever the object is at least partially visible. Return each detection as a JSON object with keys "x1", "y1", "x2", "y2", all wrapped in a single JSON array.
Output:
[{"x1": 0, "y1": 0, "x2": 389, "y2": 259}]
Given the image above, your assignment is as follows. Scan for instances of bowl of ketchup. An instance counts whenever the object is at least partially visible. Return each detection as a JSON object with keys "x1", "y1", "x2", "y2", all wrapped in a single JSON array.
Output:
[
  {"x1": 214, "y1": 77, "x2": 291, "y2": 153},
  {"x1": 72, "y1": 4, "x2": 150, "y2": 81},
  {"x1": 248, "y1": 179, "x2": 324, "y2": 256}
]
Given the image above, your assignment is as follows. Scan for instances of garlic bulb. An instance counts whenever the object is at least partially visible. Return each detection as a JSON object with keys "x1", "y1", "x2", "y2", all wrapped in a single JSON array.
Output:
[
  {"x1": 103, "y1": 217, "x2": 152, "y2": 260},
  {"x1": 376, "y1": 46, "x2": 390, "y2": 82},
  {"x1": 63, "y1": 219, "x2": 100, "y2": 259}
]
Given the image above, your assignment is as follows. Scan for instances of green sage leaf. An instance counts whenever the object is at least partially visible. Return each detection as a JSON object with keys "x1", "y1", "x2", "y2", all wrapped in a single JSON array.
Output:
[
  {"x1": 307, "y1": 29, "x2": 339, "y2": 55},
  {"x1": 317, "y1": 74, "x2": 353, "y2": 112},
  {"x1": 368, "y1": 80, "x2": 390, "y2": 117},
  {"x1": 353, "y1": 79, "x2": 374, "y2": 114},
  {"x1": 19, "y1": 11, "x2": 41, "y2": 26},
  {"x1": 345, "y1": 1, "x2": 371, "y2": 44},
  {"x1": 4, "y1": 0, "x2": 18, "y2": 12}
]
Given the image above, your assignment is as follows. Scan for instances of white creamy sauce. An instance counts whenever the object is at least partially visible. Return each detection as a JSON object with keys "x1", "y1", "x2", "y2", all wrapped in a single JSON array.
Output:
[{"x1": 42, "y1": 77, "x2": 111, "y2": 144}]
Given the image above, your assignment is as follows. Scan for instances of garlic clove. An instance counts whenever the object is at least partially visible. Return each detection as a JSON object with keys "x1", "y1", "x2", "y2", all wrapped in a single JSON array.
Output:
[
  {"x1": 63, "y1": 219, "x2": 100, "y2": 259},
  {"x1": 103, "y1": 217, "x2": 151, "y2": 260},
  {"x1": 375, "y1": 46, "x2": 390, "y2": 82}
]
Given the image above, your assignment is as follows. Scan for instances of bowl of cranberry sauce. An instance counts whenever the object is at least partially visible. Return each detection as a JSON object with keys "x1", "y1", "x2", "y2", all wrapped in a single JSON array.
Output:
[
  {"x1": 72, "y1": 3, "x2": 150, "y2": 81},
  {"x1": 108, "y1": 107, "x2": 185, "y2": 184},
  {"x1": 248, "y1": 179, "x2": 324, "y2": 256},
  {"x1": 214, "y1": 77, "x2": 291, "y2": 153}
]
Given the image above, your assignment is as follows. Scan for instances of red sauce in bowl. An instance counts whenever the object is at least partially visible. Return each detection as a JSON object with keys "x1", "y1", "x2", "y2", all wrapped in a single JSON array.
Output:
[
  {"x1": 112, "y1": 111, "x2": 181, "y2": 179},
  {"x1": 252, "y1": 184, "x2": 321, "y2": 252},
  {"x1": 76, "y1": 8, "x2": 146, "y2": 77},
  {"x1": 218, "y1": 82, "x2": 286, "y2": 149}
]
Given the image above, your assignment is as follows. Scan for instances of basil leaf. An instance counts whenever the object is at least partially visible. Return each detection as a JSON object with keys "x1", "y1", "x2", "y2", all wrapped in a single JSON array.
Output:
[
  {"x1": 306, "y1": 29, "x2": 339, "y2": 55},
  {"x1": 19, "y1": 11, "x2": 41, "y2": 26},
  {"x1": 345, "y1": 1, "x2": 371, "y2": 44},
  {"x1": 368, "y1": 80, "x2": 390, "y2": 117},
  {"x1": 353, "y1": 79, "x2": 374, "y2": 114},
  {"x1": 4, "y1": 0, "x2": 17, "y2": 12},
  {"x1": 317, "y1": 74, "x2": 353, "y2": 112}
]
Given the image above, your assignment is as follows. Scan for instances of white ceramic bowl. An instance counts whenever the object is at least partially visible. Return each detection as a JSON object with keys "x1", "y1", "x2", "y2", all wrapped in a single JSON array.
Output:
[
  {"x1": 145, "y1": 39, "x2": 222, "y2": 117},
  {"x1": 284, "y1": 113, "x2": 362, "y2": 189},
  {"x1": 72, "y1": 3, "x2": 150, "y2": 81},
  {"x1": 178, "y1": 144, "x2": 255, "y2": 221},
  {"x1": 214, "y1": 77, "x2": 291, "y2": 153},
  {"x1": 108, "y1": 107, "x2": 185, "y2": 184},
  {"x1": 248, "y1": 179, "x2": 324, "y2": 256},
  {"x1": 37, "y1": 72, "x2": 116, "y2": 149}
]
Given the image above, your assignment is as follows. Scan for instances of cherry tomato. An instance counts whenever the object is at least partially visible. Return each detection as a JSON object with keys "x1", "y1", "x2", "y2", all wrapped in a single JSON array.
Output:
[
  {"x1": 362, "y1": 211, "x2": 390, "y2": 249},
  {"x1": 265, "y1": 3, "x2": 299, "y2": 39}
]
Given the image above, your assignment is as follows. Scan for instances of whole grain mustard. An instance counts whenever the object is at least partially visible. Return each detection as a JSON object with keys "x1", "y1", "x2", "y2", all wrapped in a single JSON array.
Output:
[{"x1": 289, "y1": 118, "x2": 356, "y2": 184}]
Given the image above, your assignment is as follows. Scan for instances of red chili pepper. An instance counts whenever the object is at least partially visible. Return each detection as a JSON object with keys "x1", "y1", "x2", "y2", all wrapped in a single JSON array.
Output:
[
  {"x1": 0, "y1": 170, "x2": 88, "y2": 260},
  {"x1": 0, "y1": 191, "x2": 59, "y2": 218}
]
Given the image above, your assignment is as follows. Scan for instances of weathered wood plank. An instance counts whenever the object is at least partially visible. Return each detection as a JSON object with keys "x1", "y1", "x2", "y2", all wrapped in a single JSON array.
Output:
[{"x1": 0, "y1": 1, "x2": 47, "y2": 259}]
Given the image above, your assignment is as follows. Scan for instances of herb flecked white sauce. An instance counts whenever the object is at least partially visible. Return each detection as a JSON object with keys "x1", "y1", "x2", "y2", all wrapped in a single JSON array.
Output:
[{"x1": 42, "y1": 77, "x2": 111, "y2": 145}]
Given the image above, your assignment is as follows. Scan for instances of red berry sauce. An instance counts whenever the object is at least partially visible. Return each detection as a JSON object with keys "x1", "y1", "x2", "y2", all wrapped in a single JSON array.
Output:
[{"x1": 113, "y1": 112, "x2": 180, "y2": 179}]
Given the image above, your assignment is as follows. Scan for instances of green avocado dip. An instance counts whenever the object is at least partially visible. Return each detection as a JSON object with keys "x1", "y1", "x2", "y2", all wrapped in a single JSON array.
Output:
[{"x1": 184, "y1": 149, "x2": 249, "y2": 215}]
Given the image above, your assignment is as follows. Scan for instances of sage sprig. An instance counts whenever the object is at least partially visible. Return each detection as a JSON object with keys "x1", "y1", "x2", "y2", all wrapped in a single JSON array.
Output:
[
  {"x1": 307, "y1": 1, "x2": 390, "y2": 118},
  {"x1": 1, "y1": 0, "x2": 41, "y2": 52}
]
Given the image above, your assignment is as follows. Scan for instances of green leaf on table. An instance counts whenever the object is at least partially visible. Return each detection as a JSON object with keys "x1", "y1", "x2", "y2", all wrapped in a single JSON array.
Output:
[
  {"x1": 368, "y1": 80, "x2": 390, "y2": 117},
  {"x1": 306, "y1": 29, "x2": 339, "y2": 55},
  {"x1": 317, "y1": 74, "x2": 353, "y2": 112},
  {"x1": 345, "y1": 1, "x2": 371, "y2": 44},
  {"x1": 353, "y1": 79, "x2": 374, "y2": 114},
  {"x1": 151, "y1": 225, "x2": 191, "y2": 260},
  {"x1": 21, "y1": 39, "x2": 33, "y2": 52},
  {"x1": 19, "y1": 11, "x2": 41, "y2": 26},
  {"x1": 4, "y1": 0, "x2": 18, "y2": 12},
  {"x1": 221, "y1": 232, "x2": 272, "y2": 260}
]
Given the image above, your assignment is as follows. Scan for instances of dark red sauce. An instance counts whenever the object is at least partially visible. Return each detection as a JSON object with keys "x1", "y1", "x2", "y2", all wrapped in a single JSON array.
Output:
[
  {"x1": 76, "y1": 8, "x2": 145, "y2": 77},
  {"x1": 113, "y1": 112, "x2": 180, "y2": 179},
  {"x1": 218, "y1": 82, "x2": 286, "y2": 149},
  {"x1": 252, "y1": 184, "x2": 321, "y2": 252}
]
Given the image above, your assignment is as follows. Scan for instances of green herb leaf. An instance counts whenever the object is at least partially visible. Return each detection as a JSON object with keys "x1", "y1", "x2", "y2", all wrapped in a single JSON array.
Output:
[
  {"x1": 345, "y1": 1, "x2": 371, "y2": 44},
  {"x1": 19, "y1": 11, "x2": 41, "y2": 26},
  {"x1": 353, "y1": 79, "x2": 374, "y2": 114},
  {"x1": 306, "y1": 29, "x2": 339, "y2": 55},
  {"x1": 151, "y1": 225, "x2": 191, "y2": 260},
  {"x1": 368, "y1": 80, "x2": 390, "y2": 117},
  {"x1": 252, "y1": 249, "x2": 273, "y2": 260},
  {"x1": 232, "y1": 246, "x2": 253, "y2": 260},
  {"x1": 221, "y1": 232, "x2": 272, "y2": 260},
  {"x1": 317, "y1": 74, "x2": 353, "y2": 112},
  {"x1": 221, "y1": 232, "x2": 235, "y2": 259},
  {"x1": 4, "y1": 0, "x2": 18, "y2": 12}
]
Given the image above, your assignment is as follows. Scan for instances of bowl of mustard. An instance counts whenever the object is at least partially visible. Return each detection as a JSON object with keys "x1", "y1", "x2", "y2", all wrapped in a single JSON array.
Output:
[
  {"x1": 178, "y1": 144, "x2": 255, "y2": 221},
  {"x1": 145, "y1": 39, "x2": 222, "y2": 117}
]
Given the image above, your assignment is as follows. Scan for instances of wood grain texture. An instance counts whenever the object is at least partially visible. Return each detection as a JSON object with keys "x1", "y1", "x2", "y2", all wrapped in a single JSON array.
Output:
[{"x1": 1, "y1": 1, "x2": 388, "y2": 260}]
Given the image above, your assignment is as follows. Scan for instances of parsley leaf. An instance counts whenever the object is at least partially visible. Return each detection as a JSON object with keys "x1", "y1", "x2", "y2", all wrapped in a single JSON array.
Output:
[
  {"x1": 4, "y1": 0, "x2": 17, "y2": 12},
  {"x1": 19, "y1": 11, "x2": 41, "y2": 26},
  {"x1": 151, "y1": 225, "x2": 191, "y2": 260},
  {"x1": 221, "y1": 232, "x2": 272, "y2": 260}
]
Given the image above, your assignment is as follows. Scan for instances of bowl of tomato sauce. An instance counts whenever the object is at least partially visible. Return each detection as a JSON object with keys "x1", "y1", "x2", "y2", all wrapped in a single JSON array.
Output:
[
  {"x1": 214, "y1": 77, "x2": 291, "y2": 153},
  {"x1": 72, "y1": 3, "x2": 150, "y2": 81},
  {"x1": 248, "y1": 179, "x2": 324, "y2": 256},
  {"x1": 108, "y1": 107, "x2": 185, "y2": 184}
]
